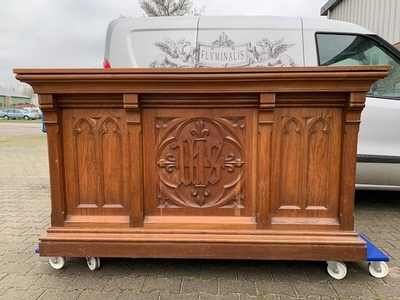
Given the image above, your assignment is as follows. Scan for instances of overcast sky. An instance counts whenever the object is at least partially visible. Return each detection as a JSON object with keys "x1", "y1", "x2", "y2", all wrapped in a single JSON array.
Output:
[{"x1": 0, "y1": 0, "x2": 328, "y2": 87}]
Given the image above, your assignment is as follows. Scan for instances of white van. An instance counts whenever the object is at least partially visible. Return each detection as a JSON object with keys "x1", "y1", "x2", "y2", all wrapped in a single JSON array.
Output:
[{"x1": 104, "y1": 16, "x2": 400, "y2": 190}]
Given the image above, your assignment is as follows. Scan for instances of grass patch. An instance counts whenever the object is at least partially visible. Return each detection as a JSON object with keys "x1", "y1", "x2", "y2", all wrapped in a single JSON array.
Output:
[{"x1": 0, "y1": 133, "x2": 47, "y2": 147}]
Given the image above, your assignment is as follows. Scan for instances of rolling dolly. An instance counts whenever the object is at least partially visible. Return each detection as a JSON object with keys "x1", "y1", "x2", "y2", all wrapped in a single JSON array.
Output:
[
  {"x1": 35, "y1": 248, "x2": 101, "y2": 271},
  {"x1": 361, "y1": 234, "x2": 390, "y2": 278},
  {"x1": 37, "y1": 233, "x2": 390, "y2": 277},
  {"x1": 326, "y1": 234, "x2": 389, "y2": 279},
  {"x1": 47, "y1": 256, "x2": 101, "y2": 271}
]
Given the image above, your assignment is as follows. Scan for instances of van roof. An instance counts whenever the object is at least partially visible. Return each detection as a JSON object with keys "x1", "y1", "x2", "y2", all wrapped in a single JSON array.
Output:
[{"x1": 107, "y1": 15, "x2": 374, "y2": 35}]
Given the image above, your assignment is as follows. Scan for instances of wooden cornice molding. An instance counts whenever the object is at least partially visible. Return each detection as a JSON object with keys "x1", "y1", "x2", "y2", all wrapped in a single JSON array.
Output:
[{"x1": 14, "y1": 66, "x2": 390, "y2": 94}]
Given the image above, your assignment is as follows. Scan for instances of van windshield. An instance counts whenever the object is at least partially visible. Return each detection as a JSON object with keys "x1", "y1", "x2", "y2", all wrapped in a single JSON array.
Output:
[{"x1": 316, "y1": 33, "x2": 400, "y2": 100}]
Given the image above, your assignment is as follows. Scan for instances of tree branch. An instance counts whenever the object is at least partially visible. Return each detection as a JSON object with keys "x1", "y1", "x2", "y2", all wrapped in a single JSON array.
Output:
[{"x1": 138, "y1": 0, "x2": 205, "y2": 16}]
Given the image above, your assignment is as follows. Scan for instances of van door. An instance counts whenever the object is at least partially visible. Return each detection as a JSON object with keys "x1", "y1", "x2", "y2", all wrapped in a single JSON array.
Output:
[
  {"x1": 196, "y1": 16, "x2": 304, "y2": 68},
  {"x1": 316, "y1": 33, "x2": 400, "y2": 189}
]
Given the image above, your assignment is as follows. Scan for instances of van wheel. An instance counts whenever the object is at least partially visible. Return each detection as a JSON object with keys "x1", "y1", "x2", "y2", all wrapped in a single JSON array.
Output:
[
  {"x1": 4, "y1": 115, "x2": 9, "y2": 120},
  {"x1": 24, "y1": 115, "x2": 29, "y2": 120}
]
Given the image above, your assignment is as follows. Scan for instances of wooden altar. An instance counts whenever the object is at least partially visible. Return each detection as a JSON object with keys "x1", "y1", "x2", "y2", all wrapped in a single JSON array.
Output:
[{"x1": 15, "y1": 66, "x2": 389, "y2": 263}]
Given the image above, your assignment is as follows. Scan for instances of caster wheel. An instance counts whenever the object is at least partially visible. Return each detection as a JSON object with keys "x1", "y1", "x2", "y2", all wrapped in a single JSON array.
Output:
[
  {"x1": 327, "y1": 261, "x2": 347, "y2": 280},
  {"x1": 86, "y1": 257, "x2": 100, "y2": 271},
  {"x1": 369, "y1": 262, "x2": 389, "y2": 278},
  {"x1": 49, "y1": 257, "x2": 66, "y2": 269}
]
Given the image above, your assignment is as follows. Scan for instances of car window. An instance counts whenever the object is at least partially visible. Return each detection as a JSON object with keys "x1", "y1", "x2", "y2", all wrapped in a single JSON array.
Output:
[{"x1": 316, "y1": 33, "x2": 400, "y2": 100}]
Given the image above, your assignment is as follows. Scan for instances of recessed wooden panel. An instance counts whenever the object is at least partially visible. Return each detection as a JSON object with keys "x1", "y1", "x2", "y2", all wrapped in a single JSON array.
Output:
[
  {"x1": 270, "y1": 107, "x2": 342, "y2": 228},
  {"x1": 62, "y1": 108, "x2": 130, "y2": 220}
]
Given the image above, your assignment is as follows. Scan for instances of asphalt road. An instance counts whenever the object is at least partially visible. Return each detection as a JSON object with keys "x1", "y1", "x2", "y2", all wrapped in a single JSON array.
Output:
[{"x1": 0, "y1": 121, "x2": 399, "y2": 300}]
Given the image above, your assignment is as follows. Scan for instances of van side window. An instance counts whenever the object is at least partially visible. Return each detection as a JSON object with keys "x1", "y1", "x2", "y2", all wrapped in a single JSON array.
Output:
[{"x1": 316, "y1": 33, "x2": 400, "y2": 100}]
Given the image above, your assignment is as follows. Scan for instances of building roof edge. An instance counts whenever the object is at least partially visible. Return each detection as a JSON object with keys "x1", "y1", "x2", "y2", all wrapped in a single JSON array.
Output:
[
  {"x1": 0, "y1": 86, "x2": 30, "y2": 98},
  {"x1": 320, "y1": 0, "x2": 343, "y2": 16}
]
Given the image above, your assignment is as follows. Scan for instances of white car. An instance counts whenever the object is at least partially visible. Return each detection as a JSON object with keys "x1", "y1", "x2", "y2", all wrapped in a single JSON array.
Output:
[
  {"x1": 23, "y1": 107, "x2": 43, "y2": 119},
  {"x1": 104, "y1": 16, "x2": 400, "y2": 190}
]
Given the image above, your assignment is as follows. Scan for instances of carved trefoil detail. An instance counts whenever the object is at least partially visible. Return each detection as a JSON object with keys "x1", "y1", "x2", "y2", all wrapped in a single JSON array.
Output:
[{"x1": 156, "y1": 117, "x2": 245, "y2": 208}]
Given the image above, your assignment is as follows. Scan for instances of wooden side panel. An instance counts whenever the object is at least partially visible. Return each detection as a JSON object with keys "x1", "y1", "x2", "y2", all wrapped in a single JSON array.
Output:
[{"x1": 270, "y1": 106, "x2": 342, "y2": 229}]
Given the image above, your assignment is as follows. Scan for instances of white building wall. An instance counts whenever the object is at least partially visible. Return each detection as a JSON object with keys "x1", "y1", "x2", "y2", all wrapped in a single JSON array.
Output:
[{"x1": 326, "y1": 0, "x2": 400, "y2": 47}]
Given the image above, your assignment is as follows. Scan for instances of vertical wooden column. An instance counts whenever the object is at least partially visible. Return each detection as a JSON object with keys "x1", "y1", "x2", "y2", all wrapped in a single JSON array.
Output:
[
  {"x1": 124, "y1": 94, "x2": 144, "y2": 227},
  {"x1": 339, "y1": 92, "x2": 366, "y2": 230},
  {"x1": 39, "y1": 94, "x2": 65, "y2": 227},
  {"x1": 257, "y1": 93, "x2": 276, "y2": 229}
]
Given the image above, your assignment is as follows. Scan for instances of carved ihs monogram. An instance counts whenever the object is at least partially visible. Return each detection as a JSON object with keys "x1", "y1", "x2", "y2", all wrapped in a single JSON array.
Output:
[{"x1": 156, "y1": 118, "x2": 245, "y2": 208}]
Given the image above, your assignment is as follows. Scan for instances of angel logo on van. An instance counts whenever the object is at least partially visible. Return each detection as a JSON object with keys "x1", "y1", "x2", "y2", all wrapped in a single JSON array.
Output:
[
  {"x1": 150, "y1": 33, "x2": 297, "y2": 68},
  {"x1": 150, "y1": 38, "x2": 196, "y2": 68}
]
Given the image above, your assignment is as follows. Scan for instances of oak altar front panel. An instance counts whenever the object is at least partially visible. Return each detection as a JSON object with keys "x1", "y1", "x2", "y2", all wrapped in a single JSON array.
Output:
[
  {"x1": 14, "y1": 67, "x2": 390, "y2": 261},
  {"x1": 142, "y1": 107, "x2": 258, "y2": 222}
]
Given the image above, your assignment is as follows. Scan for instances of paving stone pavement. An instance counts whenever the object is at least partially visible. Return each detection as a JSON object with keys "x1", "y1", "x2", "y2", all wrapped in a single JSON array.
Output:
[{"x1": 0, "y1": 121, "x2": 400, "y2": 300}]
